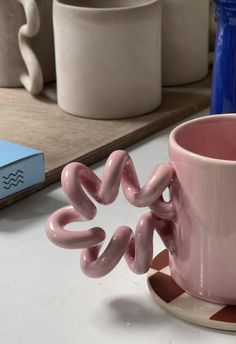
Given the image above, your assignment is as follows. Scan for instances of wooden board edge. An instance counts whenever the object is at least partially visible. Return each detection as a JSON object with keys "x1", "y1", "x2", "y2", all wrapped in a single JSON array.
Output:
[{"x1": 0, "y1": 97, "x2": 210, "y2": 209}]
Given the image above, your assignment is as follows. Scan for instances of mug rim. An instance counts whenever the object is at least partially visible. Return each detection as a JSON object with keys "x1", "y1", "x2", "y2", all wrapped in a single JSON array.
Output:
[
  {"x1": 170, "y1": 114, "x2": 236, "y2": 165},
  {"x1": 54, "y1": 0, "x2": 159, "y2": 11}
]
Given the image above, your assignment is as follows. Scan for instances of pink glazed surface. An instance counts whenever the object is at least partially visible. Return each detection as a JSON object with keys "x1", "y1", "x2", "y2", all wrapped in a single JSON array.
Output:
[
  {"x1": 169, "y1": 114, "x2": 236, "y2": 305},
  {"x1": 46, "y1": 115, "x2": 236, "y2": 305}
]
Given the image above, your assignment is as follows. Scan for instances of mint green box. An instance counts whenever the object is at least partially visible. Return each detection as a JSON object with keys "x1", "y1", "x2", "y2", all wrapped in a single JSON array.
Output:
[{"x1": 0, "y1": 140, "x2": 45, "y2": 199}]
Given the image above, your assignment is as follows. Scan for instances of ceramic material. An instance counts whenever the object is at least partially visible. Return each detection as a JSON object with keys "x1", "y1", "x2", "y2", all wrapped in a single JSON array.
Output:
[
  {"x1": 209, "y1": 0, "x2": 216, "y2": 54},
  {"x1": 46, "y1": 114, "x2": 236, "y2": 305},
  {"x1": 53, "y1": 0, "x2": 162, "y2": 119},
  {"x1": 211, "y1": 0, "x2": 236, "y2": 114},
  {"x1": 167, "y1": 114, "x2": 236, "y2": 305},
  {"x1": 162, "y1": 0, "x2": 209, "y2": 86},
  {"x1": 148, "y1": 249, "x2": 236, "y2": 331},
  {"x1": 0, "y1": 0, "x2": 55, "y2": 94},
  {"x1": 46, "y1": 153, "x2": 174, "y2": 277}
]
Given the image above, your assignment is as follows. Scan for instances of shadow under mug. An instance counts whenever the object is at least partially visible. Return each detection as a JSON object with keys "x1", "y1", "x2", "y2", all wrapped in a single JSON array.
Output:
[
  {"x1": 53, "y1": 0, "x2": 162, "y2": 119},
  {"x1": 0, "y1": 0, "x2": 55, "y2": 95},
  {"x1": 46, "y1": 114, "x2": 236, "y2": 306}
]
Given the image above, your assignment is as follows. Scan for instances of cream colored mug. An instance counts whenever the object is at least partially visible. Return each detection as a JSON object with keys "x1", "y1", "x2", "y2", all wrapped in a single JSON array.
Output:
[
  {"x1": 162, "y1": 0, "x2": 210, "y2": 86},
  {"x1": 209, "y1": 0, "x2": 216, "y2": 54},
  {"x1": 53, "y1": 0, "x2": 162, "y2": 119},
  {"x1": 0, "y1": 0, "x2": 55, "y2": 95}
]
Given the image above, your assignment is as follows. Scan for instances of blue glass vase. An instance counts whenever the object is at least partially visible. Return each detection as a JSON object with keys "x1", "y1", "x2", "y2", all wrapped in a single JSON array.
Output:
[{"x1": 211, "y1": 0, "x2": 236, "y2": 114}]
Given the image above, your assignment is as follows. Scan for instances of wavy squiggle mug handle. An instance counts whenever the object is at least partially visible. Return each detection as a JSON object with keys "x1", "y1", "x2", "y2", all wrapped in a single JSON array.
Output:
[
  {"x1": 17, "y1": 0, "x2": 43, "y2": 95},
  {"x1": 46, "y1": 150, "x2": 177, "y2": 278}
]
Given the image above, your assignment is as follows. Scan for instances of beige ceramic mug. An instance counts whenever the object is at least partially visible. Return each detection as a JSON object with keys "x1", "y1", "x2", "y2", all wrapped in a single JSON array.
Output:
[
  {"x1": 54, "y1": 0, "x2": 162, "y2": 119},
  {"x1": 209, "y1": 0, "x2": 216, "y2": 54},
  {"x1": 0, "y1": 0, "x2": 55, "y2": 95},
  {"x1": 162, "y1": 0, "x2": 210, "y2": 86}
]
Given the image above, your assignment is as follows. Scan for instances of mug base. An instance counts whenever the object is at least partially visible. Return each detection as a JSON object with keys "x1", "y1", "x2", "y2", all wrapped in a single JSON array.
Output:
[
  {"x1": 57, "y1": 94, "x2": 162, "y2": 120},
  {"x1": 0, "y1": 78, "x2": 56, "y2": 90},
  {"x1": 162, "y1": 69, "x2": 209, "y2": 87},
  {"x1": 147, "y1": 249, "x2": 236, "y2": 331}
]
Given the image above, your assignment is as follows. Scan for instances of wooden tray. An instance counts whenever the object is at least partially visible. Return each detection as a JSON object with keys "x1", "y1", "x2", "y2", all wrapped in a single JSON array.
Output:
[{"x1": 0, "y1": 74, "x2": 211, "y2": 208}]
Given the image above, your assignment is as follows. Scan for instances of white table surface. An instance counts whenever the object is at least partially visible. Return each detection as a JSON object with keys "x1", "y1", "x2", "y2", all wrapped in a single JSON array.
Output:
[{"x1": 1, "y1": 108, "x2": 235, "y2": 344}]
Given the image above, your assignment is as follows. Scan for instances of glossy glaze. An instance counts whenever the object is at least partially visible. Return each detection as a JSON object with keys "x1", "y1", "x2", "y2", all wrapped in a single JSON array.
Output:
[
  {"x1": 148, "y1": 249, "x2": 236, "y2": 331},
  {"x1": 46, "y1": 114, "x2": 236, "y2": 304},
  {"x1": 169, "y1": 114, "x2": 236, "y2": 304},
  {"x1": 46, "y1": 151, "x2": 175, "y2": 277}
]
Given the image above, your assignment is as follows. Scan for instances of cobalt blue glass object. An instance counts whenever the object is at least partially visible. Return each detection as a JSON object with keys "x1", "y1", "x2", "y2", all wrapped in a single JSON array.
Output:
[{"x1": 211, "y1": 0, "x2": 236, "y2": 114}]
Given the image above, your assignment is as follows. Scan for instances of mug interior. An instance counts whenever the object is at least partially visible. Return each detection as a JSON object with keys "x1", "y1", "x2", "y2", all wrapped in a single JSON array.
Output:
[
  {"x1": 173, "y1": 115, "x2": 236, "y2": 161},
  {"x1": 57, "y1": 0, "x2": 155, "y2": 9}
]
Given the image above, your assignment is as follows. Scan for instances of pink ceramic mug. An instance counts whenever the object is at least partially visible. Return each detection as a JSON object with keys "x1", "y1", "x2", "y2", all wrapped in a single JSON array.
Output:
[{"x1": 46, "y1": 114, "x2": 236, "y2": 305}]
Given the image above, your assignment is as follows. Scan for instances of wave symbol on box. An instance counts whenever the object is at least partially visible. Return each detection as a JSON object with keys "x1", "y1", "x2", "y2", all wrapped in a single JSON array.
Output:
[{"x1": 2, "y1": 170, "x2": 24, "y2": 190}]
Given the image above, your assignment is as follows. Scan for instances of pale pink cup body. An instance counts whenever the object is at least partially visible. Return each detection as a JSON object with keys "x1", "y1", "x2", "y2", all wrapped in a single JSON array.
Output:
[
  {"x1": 169, "y1": 114, "x2": 236, "y2": 304},
  {"x1": 46, "y1": 114, "x2": 236, "y2": 305}
]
